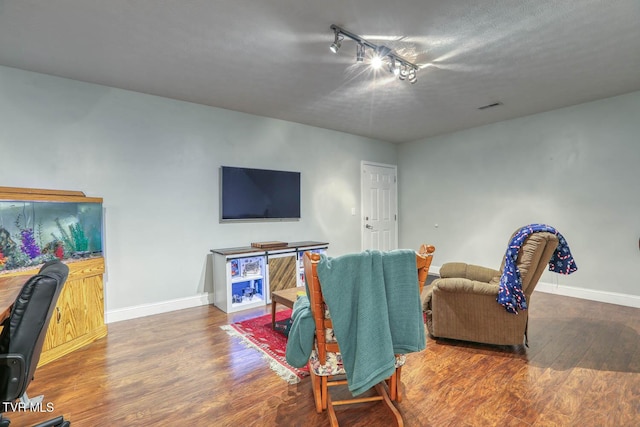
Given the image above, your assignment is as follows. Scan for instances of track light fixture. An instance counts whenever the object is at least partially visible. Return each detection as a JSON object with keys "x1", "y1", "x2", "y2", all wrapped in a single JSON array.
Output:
[{"x1": 330, "y1": 24, "x2": 419, "y2": 84}]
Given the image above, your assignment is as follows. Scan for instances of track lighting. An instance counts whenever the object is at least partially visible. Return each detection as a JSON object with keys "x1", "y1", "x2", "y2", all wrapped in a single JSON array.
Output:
[{"x1": 329, "y1": 24, "x2": 419, "y2": 84}]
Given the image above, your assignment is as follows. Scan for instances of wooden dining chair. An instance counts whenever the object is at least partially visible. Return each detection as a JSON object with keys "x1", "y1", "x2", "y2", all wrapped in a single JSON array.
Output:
[{"x1": 302, "y1": 245, "x2": 434, "y2": 426}]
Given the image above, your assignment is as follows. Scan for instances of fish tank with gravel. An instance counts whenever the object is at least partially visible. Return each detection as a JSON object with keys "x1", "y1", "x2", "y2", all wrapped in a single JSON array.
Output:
[{"x1": 0, "y1": 187, "x2": 103, "y2": 274}]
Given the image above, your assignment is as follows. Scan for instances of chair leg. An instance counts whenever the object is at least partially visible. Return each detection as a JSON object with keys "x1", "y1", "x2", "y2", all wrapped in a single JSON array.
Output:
[
  {"x1": 374, "y1": 383, "x2": 404, "y2": 427},
  {"x1": 321, "y1": 375, "x2": 328, "y2": 410},
  {"x1": 0, "y1": 414, "x2": 69, "y2": 427},
  {"x1": 395, "y1": 367, "x2": 403, "y2": 402},
  {"x1": 31, "y1": 416, "x2": 69, "y2": 427},
  {"x1": 387, "y1": 372, "x2": 397, "y2": 401},
  {"x1": 326, "y1": 393, "x2": 339, "y2": 427},
  {"x1": 309, "y1": 369, "x2": 323, "y2": 413},
  {"x1": 386, "y1": 367, "x2": 402, "y2": 402}
]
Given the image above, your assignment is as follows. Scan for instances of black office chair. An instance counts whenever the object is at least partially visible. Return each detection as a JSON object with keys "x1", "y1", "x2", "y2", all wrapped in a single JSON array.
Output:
[{"x1": 0, "y1": 260, "x2": 71, "y2": 427}]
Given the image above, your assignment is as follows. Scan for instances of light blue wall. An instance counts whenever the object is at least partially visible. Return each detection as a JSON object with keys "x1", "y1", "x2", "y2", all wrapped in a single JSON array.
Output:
[
  {"x1": 3, "y1": 65, "x2": 639, "y2": 313},
  {"x1": 0, "y1": 66, "x2": 397, "y2": 312},
  {"x1": 398, "y1": 90, "x2": 640, "y2": 299}
]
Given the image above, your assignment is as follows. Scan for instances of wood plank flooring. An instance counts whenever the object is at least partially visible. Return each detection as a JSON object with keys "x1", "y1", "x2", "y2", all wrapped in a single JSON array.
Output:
[{"x1": 7, "y1": 291, "x2": 640, "y2": 427}]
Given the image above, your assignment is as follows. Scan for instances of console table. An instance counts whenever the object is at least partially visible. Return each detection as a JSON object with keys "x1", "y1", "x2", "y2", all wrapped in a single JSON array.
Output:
[{"x1": 210, "y1": 241, "x2": 328, "y2": 313}]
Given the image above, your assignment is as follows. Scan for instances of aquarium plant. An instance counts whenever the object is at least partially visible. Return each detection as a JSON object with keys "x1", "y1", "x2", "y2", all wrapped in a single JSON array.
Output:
[
  {"x1": 69, "y1": 223, "x2": 89, "y2": 252},
  {"x1": 52, "y1": 218, "x2": 89, "y2": 254},
  {"x1": 13, "y1": 212, "x2": 42, "y2": 261},
  {"x1": 20, "y1": 228, "x2": 41, "y2": 259}
]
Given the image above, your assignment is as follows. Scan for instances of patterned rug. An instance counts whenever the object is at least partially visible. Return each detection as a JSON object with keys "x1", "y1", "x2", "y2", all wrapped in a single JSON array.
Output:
[{"x1": 221, "y1": 309, "x2": 310, "y2": 384}]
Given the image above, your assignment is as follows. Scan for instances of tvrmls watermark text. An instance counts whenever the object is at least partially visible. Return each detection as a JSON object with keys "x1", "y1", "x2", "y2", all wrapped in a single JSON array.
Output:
[{"x1": 2, "y1": 401, "x2": 55, "y2": 413}]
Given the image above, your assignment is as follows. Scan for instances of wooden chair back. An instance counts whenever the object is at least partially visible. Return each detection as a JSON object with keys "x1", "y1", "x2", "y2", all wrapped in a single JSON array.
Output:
[
  {"x1": 301, "y1": 246, "x2": 434, "y2": 426},
  {"x1": 303, "y1": 247, "x2": 434, "y2": 360}
]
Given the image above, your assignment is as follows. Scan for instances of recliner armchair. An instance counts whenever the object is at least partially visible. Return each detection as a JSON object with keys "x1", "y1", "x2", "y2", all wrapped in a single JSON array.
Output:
[
  {"x1": 423, "y1": 229, "x2": 559, "y2": 346},
  {"x1": 0, "y1": 260, "x2": 71, "y2": 427}
]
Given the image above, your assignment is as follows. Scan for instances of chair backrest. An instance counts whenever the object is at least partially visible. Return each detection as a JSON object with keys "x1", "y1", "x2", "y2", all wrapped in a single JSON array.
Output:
[
  {"x1": 0, "y1": 260, "x2": 69, "y2": 402},
  {"x1": 417, "y1": 244, "x2": 435, "y2": 295},
  {"x1": 303, "y1": 252, "x2": 338, "y2": 362},
  {"x1": 303, "y1": 249, "x2": 432, "y2": 363},
  {"x1": 498, "y1": 231, "x2": 559, "y2": 296}
]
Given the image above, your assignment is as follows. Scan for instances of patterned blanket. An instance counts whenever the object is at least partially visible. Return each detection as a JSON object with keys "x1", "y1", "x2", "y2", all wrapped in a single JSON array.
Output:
[{"x1": 497, "y1": 224, "x2": 577, "y2": 314}]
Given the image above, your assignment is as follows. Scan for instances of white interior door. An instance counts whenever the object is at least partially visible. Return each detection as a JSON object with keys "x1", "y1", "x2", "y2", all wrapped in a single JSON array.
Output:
[{"x1": 361, "y1": 161, "x2": 398, "y2": 251}]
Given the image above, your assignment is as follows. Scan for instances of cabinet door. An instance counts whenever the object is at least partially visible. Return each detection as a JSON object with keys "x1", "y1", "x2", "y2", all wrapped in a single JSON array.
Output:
[
  {"x1": 297, "y1": 248, "x2": 327, "y2": 287},
  {"x1": 268, "y1": 254, "x2": 297, "y2": 297},
  {"x1": 84, "y1": 275, "x2": 105, "y2": 332},
  {"x1": 43, "y1": 277, "x2": 87, "y2": 350}
]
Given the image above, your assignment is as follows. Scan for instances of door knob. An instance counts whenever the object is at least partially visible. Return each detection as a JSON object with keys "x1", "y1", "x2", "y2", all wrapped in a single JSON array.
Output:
[{"x1": 365, "y1": 224, "x2": 373, "y2": 229}]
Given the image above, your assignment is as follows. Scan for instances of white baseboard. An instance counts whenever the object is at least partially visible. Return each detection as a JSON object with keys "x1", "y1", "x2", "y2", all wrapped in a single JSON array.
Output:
[
  {"x1": 105, "y1": 268, "x2": 639, "y2": 324},
  {"x1": 429, "y1": 265, "x2": 640, "y2": 309},
  {"x1": 106, "y1": 293, "x2": 213, "y2": 324},
  {"x1": 535, "y1": 282, "x2": 640, "y2": 308}
]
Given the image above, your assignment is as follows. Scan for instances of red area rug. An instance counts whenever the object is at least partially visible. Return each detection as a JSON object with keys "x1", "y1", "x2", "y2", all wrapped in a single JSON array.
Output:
[{"x1": 221, "y1": 309, "x2": 309, "y2": 384}]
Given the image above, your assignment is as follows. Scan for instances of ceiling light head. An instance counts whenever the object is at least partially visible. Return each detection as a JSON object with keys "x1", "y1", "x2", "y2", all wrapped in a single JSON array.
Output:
[
  {"x1": 330, "y1": 31, "x2": 344, "y2": 53},
  {"x1": 371, "y1": 46, "x2": 391, "y2": 69},
  {"x1": 388, "y1": 57, "x2": 400, "y2": 75},
  {"x1": 371, "y1": 55, "x2": 383, "y2": 69},
  {"x1": 356, "y1": 43, "x2": 365, "y2": 62},
  {"x1": 398, "y1": 65, "x2": 408, "y2": 81},
  {"x1": 408, "y1": 68, "x2": 417, "y2": 84}
]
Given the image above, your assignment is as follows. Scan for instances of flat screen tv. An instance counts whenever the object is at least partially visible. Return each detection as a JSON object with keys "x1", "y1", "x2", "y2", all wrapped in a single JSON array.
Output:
[{"x1": 220, "y1": 166, "x2": 301, "y2": 222}]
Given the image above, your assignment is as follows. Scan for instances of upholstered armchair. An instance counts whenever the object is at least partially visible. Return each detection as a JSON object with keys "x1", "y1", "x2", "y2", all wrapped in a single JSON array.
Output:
[{"x1": 423, "y1": 230, "x2": 560, "y2": 346}]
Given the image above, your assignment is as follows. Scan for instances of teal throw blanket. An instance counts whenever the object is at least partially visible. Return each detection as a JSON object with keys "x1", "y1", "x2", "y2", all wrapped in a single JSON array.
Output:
[
  {"x1": 285, "y1": 295, "x2": 315, "y2": 368},
  {"x1": 317, "y1": 249, "x2": 425, "y2": 396}
]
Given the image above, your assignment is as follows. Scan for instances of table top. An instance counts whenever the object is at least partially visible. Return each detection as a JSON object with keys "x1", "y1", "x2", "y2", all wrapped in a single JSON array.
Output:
[
  {"x1": 0, "y1": 275, "x2": 28, "y2": 323},
  {"x1": 211, "y1": 241, "x2": 328, "y2": 256},
  {"x1": 271, "y1": 286, "x2": 307, "y2": 305}
]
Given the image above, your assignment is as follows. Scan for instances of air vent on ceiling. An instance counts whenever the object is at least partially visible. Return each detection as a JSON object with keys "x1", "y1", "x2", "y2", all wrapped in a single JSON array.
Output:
[{"x1": 477, "y1": 102, "x2": 503, "y2": 110}]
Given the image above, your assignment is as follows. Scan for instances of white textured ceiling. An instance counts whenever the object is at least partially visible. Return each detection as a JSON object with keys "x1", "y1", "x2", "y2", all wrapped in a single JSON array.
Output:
[{"x1": 1, "y1": 0, "x2": 639, "y2": 143}]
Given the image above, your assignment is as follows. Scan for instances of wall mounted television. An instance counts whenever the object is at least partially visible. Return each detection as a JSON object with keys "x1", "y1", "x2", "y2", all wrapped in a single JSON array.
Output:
[{"x1": 220, "y1": 166, "x2": 301, "y2": 222}]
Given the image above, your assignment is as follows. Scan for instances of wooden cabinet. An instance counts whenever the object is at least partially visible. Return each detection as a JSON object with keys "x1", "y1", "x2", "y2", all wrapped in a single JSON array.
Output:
[
  {"x1": 39, "y1": 257, "x2": 107, "y2": 366},
  {"x1": 0, "y1": 186, "x2": 106, "y2": 366},
  {"x1": 212, "y1": 251, "x2": 267, "y2": 313},
  {"x1": 0, "y1": 257, "x2": 107, "y2": 367}
]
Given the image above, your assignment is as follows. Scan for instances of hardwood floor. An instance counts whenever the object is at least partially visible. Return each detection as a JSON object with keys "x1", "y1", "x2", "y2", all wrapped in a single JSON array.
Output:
[{"x1": 7, "y1": 291, "x2": 640, "y2": 427}]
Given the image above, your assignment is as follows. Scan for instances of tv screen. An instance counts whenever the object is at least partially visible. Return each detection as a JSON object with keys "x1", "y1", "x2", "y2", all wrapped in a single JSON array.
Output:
[{"x1": 220, "y1": 166, "x2": 301, "y2": 221}]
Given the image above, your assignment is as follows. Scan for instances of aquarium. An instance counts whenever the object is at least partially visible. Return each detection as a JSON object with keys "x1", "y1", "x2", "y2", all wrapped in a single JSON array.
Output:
[{"x1": 0, "y1": 199, "x2": 103, "y2": 273}]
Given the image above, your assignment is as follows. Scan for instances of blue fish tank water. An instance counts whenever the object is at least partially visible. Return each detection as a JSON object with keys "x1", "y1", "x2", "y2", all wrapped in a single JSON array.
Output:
[{"x1": 0, "y1": 188, "x2": 103, "y2": 274}]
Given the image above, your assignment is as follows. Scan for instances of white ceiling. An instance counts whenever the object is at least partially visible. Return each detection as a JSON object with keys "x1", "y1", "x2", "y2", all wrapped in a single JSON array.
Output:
[{"x1": 1, "y1": 0, "x2": 639, "y2": 143}]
